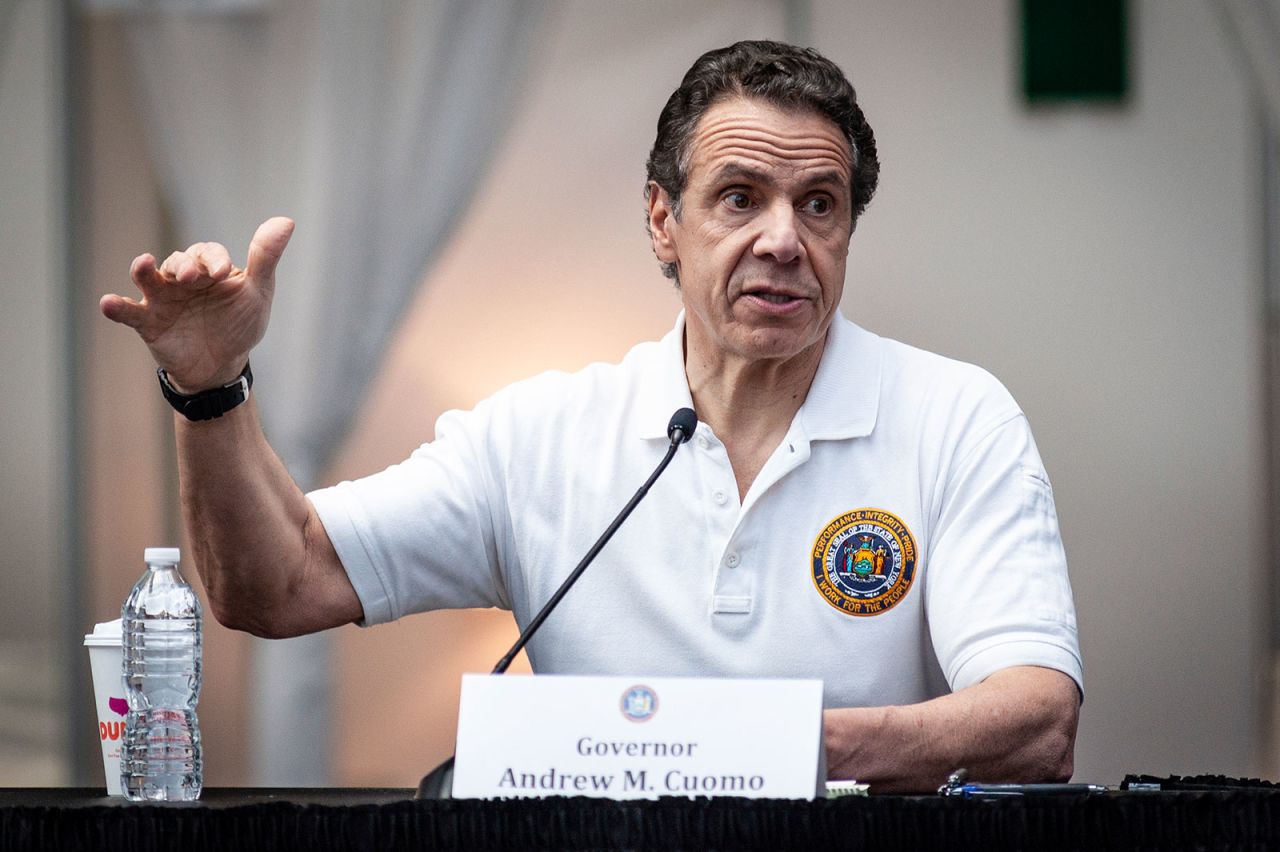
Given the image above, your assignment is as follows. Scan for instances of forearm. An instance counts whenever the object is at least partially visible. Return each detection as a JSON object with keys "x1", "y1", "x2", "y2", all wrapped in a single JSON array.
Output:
[
  {"x1": 105, "y1": 220, "x2": 356, "y2": 635},
  {"x1": 175, "y1": 395, "x2": 357, "y2": 637},
  {"x1": 823, "y1": 666, "x2": 1080, "y2": 793}
]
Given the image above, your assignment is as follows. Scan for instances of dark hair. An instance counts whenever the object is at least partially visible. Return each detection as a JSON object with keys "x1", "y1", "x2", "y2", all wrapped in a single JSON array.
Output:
[{"x1": 645, "y1": 40, "x2": 879, "y2": 282}]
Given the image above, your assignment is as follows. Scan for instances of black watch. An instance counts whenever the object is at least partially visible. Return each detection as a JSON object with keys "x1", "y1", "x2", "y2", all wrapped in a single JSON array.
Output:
[{"x1": 157, "y1": 362, "x2": 253, "y2": 421}]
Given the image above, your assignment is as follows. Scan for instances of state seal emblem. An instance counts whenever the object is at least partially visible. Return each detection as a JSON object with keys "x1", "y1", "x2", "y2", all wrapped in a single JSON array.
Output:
[
  {"x1": 811, "y1": 508, "x2": 917, "y2": 617},
  {"x1": 620, "y1": 685, "x2": 658, "y2": 723}
]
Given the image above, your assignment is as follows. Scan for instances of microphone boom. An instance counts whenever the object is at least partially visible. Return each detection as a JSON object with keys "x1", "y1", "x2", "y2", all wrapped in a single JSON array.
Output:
[
  {"x1": 491, "y1": 407, "x2": 698, "y2": 674},
  {"x1": 417, "y1": 407, "x2": 699, "y2": 799}
]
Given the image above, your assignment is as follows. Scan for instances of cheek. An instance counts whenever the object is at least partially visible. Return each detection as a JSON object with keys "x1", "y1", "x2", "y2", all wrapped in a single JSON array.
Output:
[
  {"x1": 806, "y1": 241, "x2": 849, "y2": 298},
  {"x1": 695, "y1": 217, "x2": 740, "y2": 244},
  {"x1": 806, "y1": 231, "x2": 849, "y2": 267},
  {"x1": 693, "y1": 222, "x2": 754, "y2": 270}
]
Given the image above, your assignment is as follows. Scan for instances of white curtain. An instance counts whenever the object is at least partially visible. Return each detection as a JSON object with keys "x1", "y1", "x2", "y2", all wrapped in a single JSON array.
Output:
[
  {"x1": 112, "y1": 0, "x2": 543, "y2": 783},
  {"x1": 1213, "y1": 0, "x2": 1280, "y2": 131}
]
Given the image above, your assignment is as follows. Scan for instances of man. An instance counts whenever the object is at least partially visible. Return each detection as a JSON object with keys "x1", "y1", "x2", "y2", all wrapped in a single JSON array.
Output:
[{"x1": 101, "y1": 41, "x2": 1081, "y2": 792}]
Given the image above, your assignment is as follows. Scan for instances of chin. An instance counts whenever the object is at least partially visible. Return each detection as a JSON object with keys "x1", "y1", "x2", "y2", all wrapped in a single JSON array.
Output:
[{"x1": 733, "y1": 332, "x2": 818, "y2": 364}]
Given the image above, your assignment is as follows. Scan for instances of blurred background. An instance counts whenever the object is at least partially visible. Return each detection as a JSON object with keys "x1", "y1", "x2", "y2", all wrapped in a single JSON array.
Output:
[{"x1": 2, "y1": 0, "x2": 1278, "y2": 789}]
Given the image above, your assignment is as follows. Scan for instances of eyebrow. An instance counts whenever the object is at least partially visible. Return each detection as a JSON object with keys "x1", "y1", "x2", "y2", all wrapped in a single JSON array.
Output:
[{"x1": 707, "y1": 162, "x2": 848, "y2": 193}]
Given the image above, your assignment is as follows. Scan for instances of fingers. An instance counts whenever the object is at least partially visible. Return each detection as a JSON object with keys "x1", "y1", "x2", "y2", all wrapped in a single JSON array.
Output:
[
  {"x1": 245, "y1": 217, "x2": 295, "y2": 291},
  {"x1": 128, "y1": 252, "x2": 165, "y2": 295},
  {"x1": 198, "y1": 242, "x2": 234, "y2": 278},
  {"x1": 117, "y1": 218, "x2": 292, "y2": 320},
  {"x1": 150, "y1": 241, "x2": 235, "y2": 287},
  {"x1": 99, "y1": 293, "x2": 147, "y2": 329},
  {"x1": 107, "y1": 252, "x2": 162, "y2": 328},
  {"x1": 159, "y1": 250, "x2": 193, "y2": 282}
]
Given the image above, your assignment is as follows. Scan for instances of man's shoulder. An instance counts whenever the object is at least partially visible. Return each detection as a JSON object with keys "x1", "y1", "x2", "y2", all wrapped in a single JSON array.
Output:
[
  {"x1": 491, "y1": 337, "x2": 663, "y2": 408},
  {"x1": 837, "y1": 318, "x2": 1022, "y2": 424},
  {"x1": 879, "y1": 334, "x2": 1007, "y2": 397},
  {"x1": 463, "y1": 336, "x2": 667, "y2": 445}
]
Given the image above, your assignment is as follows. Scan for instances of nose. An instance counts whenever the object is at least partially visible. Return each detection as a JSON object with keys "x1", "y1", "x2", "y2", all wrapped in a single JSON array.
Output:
[{"x1": 752, "y1": 202, "x2": 803, "y2": 265}]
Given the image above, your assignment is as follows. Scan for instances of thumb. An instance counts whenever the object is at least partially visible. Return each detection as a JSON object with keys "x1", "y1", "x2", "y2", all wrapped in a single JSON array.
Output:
[{"x1": 245, "y1": 216, "x2": 295, "y2": 289}]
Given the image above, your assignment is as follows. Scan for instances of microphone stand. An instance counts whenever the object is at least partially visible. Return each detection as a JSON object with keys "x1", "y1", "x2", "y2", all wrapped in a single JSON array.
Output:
[{"x1": 415, "y1": 409, "x2": 697, "y2": 799}]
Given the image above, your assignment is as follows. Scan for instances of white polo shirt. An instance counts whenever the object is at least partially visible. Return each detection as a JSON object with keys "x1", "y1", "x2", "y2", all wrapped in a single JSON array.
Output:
[{"x1": 308, "y1": 312, "x2": 1082, "y2": 709}]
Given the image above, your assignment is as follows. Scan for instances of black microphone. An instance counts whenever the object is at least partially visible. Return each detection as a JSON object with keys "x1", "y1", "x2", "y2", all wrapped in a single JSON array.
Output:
[
  {"x1": 667, "y1": 406, "x2": 697, "y2": 446},
  {"x1": 490, "y1": 406, "x2": 696, "y2": 674},
  {"x1": 417, "y1": 407, "x2": 698, "y2": 799}
]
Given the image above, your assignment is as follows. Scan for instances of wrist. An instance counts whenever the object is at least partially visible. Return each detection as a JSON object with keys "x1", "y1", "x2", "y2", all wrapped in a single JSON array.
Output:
[
  {"x1": 158, "y1": 361, "x2": 253, "y2": 421},
  {"x1": 163, "y1": 363, "x2": 247, "y2": 395}
]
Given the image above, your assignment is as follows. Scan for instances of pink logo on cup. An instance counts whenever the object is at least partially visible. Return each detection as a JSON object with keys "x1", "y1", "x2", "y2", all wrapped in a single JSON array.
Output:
[{"x1": 108, "y1": 697, "x2": 127, "y2": 717}]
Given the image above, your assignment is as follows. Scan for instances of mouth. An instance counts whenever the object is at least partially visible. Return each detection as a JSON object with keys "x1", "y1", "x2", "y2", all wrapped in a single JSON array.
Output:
[
  {"x1": 739, "y1": 285, "x2": 811, "y2": 312},
  {"x1": 753, "y1": 291, "x2": 800, "y2": 305}
]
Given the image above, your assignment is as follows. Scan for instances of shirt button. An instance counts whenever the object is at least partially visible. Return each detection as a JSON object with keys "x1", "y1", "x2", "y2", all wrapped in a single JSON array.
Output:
[
  {"x1": 698, "y1": 434, "x2": 710, "y2": 449},
  {"x1": 712, "y1": 489, "x2": 727, "y2": 505},
  {"x1": 725, "y1": 552, "x2": 740, "y2": 568}
]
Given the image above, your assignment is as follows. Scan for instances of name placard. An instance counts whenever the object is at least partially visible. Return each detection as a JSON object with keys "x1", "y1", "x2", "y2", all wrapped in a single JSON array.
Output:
[{"x1": 452, "y1": 674, "x2": 823, "y2": 800}]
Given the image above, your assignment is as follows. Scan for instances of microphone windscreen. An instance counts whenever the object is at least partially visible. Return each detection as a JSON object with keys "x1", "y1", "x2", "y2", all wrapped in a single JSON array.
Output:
[{"x1": 667, "y1": 408, "x2": 698, "y2": 444}]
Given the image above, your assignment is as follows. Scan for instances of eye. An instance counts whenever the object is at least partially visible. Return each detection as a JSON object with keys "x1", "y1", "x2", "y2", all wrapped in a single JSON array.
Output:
[
  {"x1": 722, "y1": 191, "x2": 753, "y2": 211},
  {"x1": 802, "y1": 195, "x2": 834, "y2": 215}
]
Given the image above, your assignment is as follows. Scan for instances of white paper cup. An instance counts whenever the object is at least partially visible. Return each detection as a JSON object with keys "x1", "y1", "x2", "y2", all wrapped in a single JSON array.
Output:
[{"x1": 84, "y1": 619, "x2": 126, "y2": 797}]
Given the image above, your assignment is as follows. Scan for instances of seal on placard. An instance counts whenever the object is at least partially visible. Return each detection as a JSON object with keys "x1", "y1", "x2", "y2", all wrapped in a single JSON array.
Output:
[
  {"x1": 620, "y1": 685, "x2": 658, "y2": 722},
  {"x1": 811, "y1": 508, "x2": 917, "y2": 617}
]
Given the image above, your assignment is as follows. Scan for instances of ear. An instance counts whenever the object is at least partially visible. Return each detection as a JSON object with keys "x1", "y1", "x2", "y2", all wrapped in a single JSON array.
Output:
[{"x1": 646, "y1": 181, "x2": 679, "y2": 265}]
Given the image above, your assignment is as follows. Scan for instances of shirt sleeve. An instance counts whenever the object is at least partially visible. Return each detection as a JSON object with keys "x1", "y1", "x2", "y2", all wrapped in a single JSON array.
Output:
[
  {"x1": 923, "y1": 412, "x2": 1084, "y2": 697},
  {"x1": 306, "y1": 402, "x2": 511, "y2": 627}
]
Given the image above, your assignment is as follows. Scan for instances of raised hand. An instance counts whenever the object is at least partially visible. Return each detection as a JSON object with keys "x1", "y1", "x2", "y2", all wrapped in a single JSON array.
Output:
[{"x1": 101, "y1": 217, "x2": 294, "y2": 393}]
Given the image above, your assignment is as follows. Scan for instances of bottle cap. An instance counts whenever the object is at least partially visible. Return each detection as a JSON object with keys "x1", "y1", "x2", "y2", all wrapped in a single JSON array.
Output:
[{"x1": 143, "y1": 547, "x2": 181, "y2": 565}]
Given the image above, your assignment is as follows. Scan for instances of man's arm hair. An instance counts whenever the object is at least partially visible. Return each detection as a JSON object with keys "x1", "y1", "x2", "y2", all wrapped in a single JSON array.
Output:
[
  {"x1": 103, "y1": 218, "x2": 362, "y2": 638},
  {"x1": 176, "y1": 394, "x2": 362, "y2": 638}
]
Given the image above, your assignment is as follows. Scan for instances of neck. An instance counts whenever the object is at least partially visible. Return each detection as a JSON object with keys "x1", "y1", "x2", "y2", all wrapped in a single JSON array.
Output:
[{"x1": 684, "y1": 330, "x2": 827, "y2": 499}]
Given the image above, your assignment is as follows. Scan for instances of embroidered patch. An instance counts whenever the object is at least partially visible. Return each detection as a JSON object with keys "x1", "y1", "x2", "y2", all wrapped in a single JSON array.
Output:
[{"x1": 811, "y1": 508, "x2": 917, "y2": 617}]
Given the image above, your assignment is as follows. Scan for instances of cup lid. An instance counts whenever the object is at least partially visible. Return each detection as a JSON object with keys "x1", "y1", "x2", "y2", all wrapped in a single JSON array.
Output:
[{"x1": 83, "y1": 618, "x2": 122, "y2": 646}]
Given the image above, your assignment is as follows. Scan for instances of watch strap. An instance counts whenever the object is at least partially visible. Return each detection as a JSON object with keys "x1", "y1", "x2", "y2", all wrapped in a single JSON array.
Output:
[{"x1": 157, "y1": 362, "x2": 253, "y2": 421}]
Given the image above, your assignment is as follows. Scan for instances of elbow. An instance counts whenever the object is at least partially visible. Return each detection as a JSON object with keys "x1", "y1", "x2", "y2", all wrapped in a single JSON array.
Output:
[
  {"x1": 205, "y1": 596, "x2": 239, "y2": 632},
  {"x1": 196, "y1": 550, "x2": 309, "y2": 639},
  {"x1": 187, "y1": 551, "x2": 260, "y2": 636},
  {"x1": 1031, "y1": 697, "x2": 1080, "y2": 783},
  {"x1": 1038, "y1": 726, "x2": 1076, "y2": 782},
  {"x1": 201, "y1": 575, "x2": 246, "y2": 633},
  {"x1": 205, "y1": 586, "x2": 295, "y2": 639},
  {"x1": 211, "y1": 605, "x2": 297, "y2": 640},
  {"x1": 206, "y1": 595, "x2": 264, "y2": 637},
  {"x1": 988, "y1": 668, "x2": 1081, "y2": 783}
]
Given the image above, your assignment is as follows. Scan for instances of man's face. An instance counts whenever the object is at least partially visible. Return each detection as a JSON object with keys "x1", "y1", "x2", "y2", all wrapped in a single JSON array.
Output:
[{"x1": 648, "y1": 96, "x2": 854, "y2": 369}]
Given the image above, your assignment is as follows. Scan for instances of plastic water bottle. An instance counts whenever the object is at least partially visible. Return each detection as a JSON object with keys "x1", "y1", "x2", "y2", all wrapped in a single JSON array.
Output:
[{"x1": 120, "y1": 547, "x2": 203, "y2": 801}]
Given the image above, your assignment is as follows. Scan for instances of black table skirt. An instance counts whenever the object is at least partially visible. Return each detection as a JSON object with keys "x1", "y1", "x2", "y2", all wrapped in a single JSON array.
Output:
[{"x1": 4, "y1": 787, "x2": 1280, "y2": 851}]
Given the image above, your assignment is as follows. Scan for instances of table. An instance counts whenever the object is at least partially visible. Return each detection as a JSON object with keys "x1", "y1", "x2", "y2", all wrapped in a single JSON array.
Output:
[{"x1": 4, "y1": 787, "x2": 1280, "y2": 851}]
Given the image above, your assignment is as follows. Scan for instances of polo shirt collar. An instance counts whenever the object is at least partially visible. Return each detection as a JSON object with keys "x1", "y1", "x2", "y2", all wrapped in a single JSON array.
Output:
[
  {"x1": 798, "y1": 311, "x2": 882, "y2": 441},
  {"x1": 633, "y1": 310, "x2": 881, "y2": 441},
  {"x1": 634, "y1": 311, "x2": 697, "y2": 440}
]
